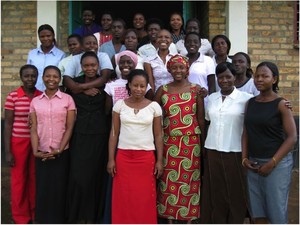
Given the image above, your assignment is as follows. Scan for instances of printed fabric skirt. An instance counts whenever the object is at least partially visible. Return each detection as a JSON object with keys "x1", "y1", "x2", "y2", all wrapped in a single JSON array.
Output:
[
  {"x1": 157, "y1": 135, "x2": 201, "y2": 221},
  {"x1": 112, "y1": 149, "x2": 157, "y2": 224}
]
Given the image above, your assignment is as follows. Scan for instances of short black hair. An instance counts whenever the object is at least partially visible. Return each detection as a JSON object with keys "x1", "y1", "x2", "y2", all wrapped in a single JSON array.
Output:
[{"x1": 19, "y1": 64, "x2": 38, "y2": 77}]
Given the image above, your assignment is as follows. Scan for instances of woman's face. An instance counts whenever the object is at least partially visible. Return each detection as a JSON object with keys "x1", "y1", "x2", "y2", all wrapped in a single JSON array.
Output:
[
  {"x1": 68, "y1": 37, "x2": 82, "y2": 55},
  {"x1": 119, "y1": 55, "x2": 135, "y2": 77},
  {"x1": 213, "y1": 37, "x2": 229, "y2": 56},
  {"x1": 124, "y1": 31, "x2": 138, "y2": 51},
  {"x1": 82, "y1": 10, "x2": 95, "y2": 25},
  {"x1": 186, "y1": 21, "x2": 200, "y2": 34},
  {"x1": 232, "y1": 54, "x2": 248, "y2": 76},
  {"x1": 168, "y1": 62, "x2": 188, "y2": 81},
  {"x1": 43, "y1": 68, "x2": 61, "y2": 91},
  {"x1": 217, "y1": 68, "x2": 235, "y2": 92},
  {"x1": 81, "y1": 56, "x2": 99, "y2": 78},
  {"x1": 128, "y1": 75, "x2": 147, "y2": 98},
  {"x1": 157, "y1": 30, "x2": 172, "y2": 50},
  {"x1": 21, "y1": 68, "x2": 38, "y2": 89},
  {"x1": 133, "y1": 13, "x2": 146, "y2": 30},
  {"x1": 254, "y1": 65, "x2": 276, "y2": 92},
  {"x1": 111, "y1": 21, "x2": 125, "y2": 39},
  {"x1": 38, "y1": 29, "x2": 54, "y2": 48},
  {"x1": 101, "y1": 14, "x2": 113, "y2": 31},
  {"x1": 184, "y1": 33, "x2": 201, "y2": 54},
  {"x1": 170, "y1": 13, "x2": 183, "y2": 31},
  {"x1": 83, "y1": 36, "x2": 98, "y2": 53}
]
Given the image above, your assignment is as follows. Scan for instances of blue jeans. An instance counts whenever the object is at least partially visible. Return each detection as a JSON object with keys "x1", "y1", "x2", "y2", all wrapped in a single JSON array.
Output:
[{"x1": 247, "y1": 152, "x2": 293, "y2": 224}]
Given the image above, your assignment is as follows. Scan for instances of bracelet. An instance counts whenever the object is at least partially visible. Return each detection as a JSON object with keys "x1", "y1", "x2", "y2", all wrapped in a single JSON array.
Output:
[
  {"x1": 272, "y1": 157, "x2": 277, "y2": 167},
  {"x1": 242, "y1": 158, "x2": 248, "y2": 167}
]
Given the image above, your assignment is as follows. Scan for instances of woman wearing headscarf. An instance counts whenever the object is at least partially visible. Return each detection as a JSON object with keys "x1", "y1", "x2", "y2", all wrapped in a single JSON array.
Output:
[{"x1": 154, "y1": 54, "x2": 206, "y2": 223}]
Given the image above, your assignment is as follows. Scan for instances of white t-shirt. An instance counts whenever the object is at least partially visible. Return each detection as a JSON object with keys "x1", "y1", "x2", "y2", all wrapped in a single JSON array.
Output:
[
  {"x1": 176, "y1": 38, "x2": 214, "y2": 57},
  {"x1": 236, "y1": 78, "x2": 260, "y2": 96},
  {"x1": 64, "y1": 52, "x2": 113, "y2": 78},
  {"x1": 187, "y1": 53, "x2": 215, "y2": 106},
  {"x1": 205, "y1": 87, "x2": 253, "y2": 152},
  {"x1": 104, "y1": 78, "x2": 152, "y2": 105},
  {"x1": 113, "y1": 99, "x2": 162, "y2": 150},
  {"x1": 138, "y1": 42, "x2": 178, "y2": 60}
]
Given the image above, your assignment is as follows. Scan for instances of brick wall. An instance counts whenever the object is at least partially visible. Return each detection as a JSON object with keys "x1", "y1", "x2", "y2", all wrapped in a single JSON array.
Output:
[
  {"x1": 248, "y1": 1, "x2": 299, "y2": 115},
  {"x1": 1, "y1": 1, "x2": 37, "y2": 108},
  {"x1": 57, "y1": 1, "x2": 70, "y2": 53}
]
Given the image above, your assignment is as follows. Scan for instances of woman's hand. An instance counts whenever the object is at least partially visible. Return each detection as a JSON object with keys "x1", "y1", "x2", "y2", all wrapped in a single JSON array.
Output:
[
  {"x1": 198, "y1": 87, "x2": 208, "y2": 98},
  {"x1": 258, "y1": 160, "x2": 275, "y2": 177},
  {"x1": 5, "y1": 151, "x2": 15, "y2": 167},
  {"x1": 107, "y1": 159, "x2": 116, "y2": 177},
  {"x1": 154, "y1": 160, "x2": 164, "y2": 179},
  {"x1": 243, "y1": 158, "x2": 260, "y2": 172},
  {"x1": 33, "y1": 150, "x2": 55, "y2": 161}
]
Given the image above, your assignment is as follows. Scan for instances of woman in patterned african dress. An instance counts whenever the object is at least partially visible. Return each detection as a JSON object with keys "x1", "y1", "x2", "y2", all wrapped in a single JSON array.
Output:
[{"x1": 154, "y1": 54, "x2": 206, "y2": 223}]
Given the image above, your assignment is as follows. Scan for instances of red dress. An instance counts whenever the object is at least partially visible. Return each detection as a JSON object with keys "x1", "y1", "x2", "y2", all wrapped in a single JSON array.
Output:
[{"x1": 157, "y1": 84, "x2": 201, "y2": 220}]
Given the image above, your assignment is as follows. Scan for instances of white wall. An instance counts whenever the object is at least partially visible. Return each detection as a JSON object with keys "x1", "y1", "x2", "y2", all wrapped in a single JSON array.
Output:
[
  {"x1": 36, "y1": 1, "x2": 57, "y2": 47},
  {"x1": 226, "y1": 1, "x2": 248, "y2": 55}
]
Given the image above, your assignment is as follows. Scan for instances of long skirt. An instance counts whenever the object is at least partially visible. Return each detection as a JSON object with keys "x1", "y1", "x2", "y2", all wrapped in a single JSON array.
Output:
[
  {"x1": 201, "y1": 149, "x2": 248, "y2": 224},
  {"x1": 67, "y1": 133, "x2": 108, "y2": 223},
  {"x1": 35, "y1": 149, "x2": 69, "y2": 224},
  {"x1": 157, "y1": 135, "x2": 201, "y2": 221},
  {"x1": 112, "y1": 149, "x2": 157, "y2": 224}
]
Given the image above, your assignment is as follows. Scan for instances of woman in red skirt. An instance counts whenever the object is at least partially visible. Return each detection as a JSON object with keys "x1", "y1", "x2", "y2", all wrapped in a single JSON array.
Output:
[{"x1": 107, "y1": 69, "x2": 164, "y2": 224}]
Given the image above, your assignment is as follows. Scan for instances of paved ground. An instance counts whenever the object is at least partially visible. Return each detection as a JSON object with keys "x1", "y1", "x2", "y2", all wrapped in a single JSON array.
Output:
[{"x1": 1, "y1": 165, "x2": 298, "y2": 224}]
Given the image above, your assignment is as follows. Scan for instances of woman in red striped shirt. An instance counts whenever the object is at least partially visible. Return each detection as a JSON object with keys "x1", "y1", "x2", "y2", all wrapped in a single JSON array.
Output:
[{"x1": 4, "y1": 64, "x2": 42, "y2": 224}]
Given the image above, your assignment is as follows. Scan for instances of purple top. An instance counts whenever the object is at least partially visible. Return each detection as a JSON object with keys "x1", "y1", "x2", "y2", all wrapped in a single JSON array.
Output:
[{"x1": 73, "y1": 23, "x2": 102, "y2": 37}]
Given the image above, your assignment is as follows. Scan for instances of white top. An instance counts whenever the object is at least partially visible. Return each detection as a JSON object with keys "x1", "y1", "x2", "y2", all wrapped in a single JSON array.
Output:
[
  {"x1": 212, "y1": 55, "x2": 232, "y2": 91},
  {"x1": 64, "y1": 52, "x2": 113, "y2": 78},
  {"x1": 144, "y1": 53, "x2": 175, "y2": 92},
  {"x1": 104, "y1": 78, "x2": 151, "y2": 105},
  {"x1": 236, "y1": 78, "x2": 260, "y2": 96},
  {"x1": 138, "y1": 42, "x2": 178, "y2": 60},
  {"x1": 204, "y1": 87, "x2": 253, "y2": 152},
  {"x1": 113, "y1": 99, "x2": 162, "y2": 150},
  {"x1": 187, "y1": 53, "x2": 215, "y2": 106},
  {"x1": 114, "y1": 53, "x2": 144, "y2": 78},
  {"x1": 176, "y1": 38, "x2": 214, "y2": 57}
]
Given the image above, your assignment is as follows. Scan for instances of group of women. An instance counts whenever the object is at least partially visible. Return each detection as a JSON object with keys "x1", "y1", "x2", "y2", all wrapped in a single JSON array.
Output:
[{"x1": 4, "y1": 10, "x2": 297, "y2": 225}]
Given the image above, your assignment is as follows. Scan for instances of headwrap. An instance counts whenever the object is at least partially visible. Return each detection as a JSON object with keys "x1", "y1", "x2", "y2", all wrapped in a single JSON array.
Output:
[
  {"x1": 167, "y1": 54, "x2": 190, "y2": 75},
  {"x1": 116, "y1": 50, "x2": 138, "y2": 68}
]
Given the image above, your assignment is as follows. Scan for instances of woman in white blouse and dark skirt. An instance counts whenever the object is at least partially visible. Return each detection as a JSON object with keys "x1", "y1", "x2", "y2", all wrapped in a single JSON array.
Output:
[{"x1": 201, "y1": 62, "x2": 253, "y2": 223}]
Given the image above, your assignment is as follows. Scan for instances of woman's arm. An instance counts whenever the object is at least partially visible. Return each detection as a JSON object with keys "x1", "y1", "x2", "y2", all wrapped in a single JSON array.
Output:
[
  {"x1": 207, "y1": 74, "x2": 216, "y2": 94},
  {"x1": 144, "y1": 62, "x2": 155, "y2": 91},
  {"x1": 196, "y1": 85, "x2": 206, "y2": 149},
  {"x1": 258, "y1": 100, "x2": 297, "y2": 176},
  {"x1": 153, "y1": 86, "x2": 163, "y2": 105},
  {"x1": 107, "y1": 111, "x2": 120, "y2": 177},
  {"x1": 50, "y1": 110, "x2": 76, "y2": 156},
  {"x1": 153, "y1": 116, "x2": 164, "y2": 178},
  {"x1": 4, "y1": 109, "x2": 15, "y2": 166},
  {"x1": 105, "y1": 93, "x2": 113, "y2": 116}
]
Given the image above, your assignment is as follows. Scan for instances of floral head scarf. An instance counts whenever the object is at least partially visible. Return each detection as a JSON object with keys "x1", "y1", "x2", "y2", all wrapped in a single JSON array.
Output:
[{"x1": 167, "y1": 54, "x2": 190, "y2": 75}]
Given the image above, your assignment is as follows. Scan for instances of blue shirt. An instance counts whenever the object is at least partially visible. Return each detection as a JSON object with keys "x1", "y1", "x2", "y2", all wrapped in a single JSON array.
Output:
[
  {"x1": 27, "y1": 45, "x2": 66, "y2": 91},
  {"x1": 99, "y1": 40, "x2": 126, "y2": 60}
]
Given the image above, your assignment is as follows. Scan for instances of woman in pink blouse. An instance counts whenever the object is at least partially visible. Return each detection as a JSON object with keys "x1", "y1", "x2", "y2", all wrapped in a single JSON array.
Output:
[{"x1": 30, "y1": 65, "x2": 76, "y2": 223}]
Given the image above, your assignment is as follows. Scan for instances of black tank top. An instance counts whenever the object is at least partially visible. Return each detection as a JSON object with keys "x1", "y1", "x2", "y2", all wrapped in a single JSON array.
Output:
[{"x1": 244, "y1": 97, "x2": 284, "y2": 158}]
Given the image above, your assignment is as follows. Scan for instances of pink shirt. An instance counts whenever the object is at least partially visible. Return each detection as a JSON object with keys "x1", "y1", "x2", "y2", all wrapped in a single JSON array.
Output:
[{"x1": 30, "y1": 90, "x2": 76, "y2": 152}]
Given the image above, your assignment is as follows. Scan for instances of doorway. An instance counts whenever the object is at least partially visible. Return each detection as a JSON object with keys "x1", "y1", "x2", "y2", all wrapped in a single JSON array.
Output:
[{"x1": 70, "y1": 1, "x2": 209, "y2": 38}]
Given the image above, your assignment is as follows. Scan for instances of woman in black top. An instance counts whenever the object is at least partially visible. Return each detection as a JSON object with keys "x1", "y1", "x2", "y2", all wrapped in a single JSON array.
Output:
[{"x1": 242, "y1": 61, "x2": 297, "y2": 224}]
